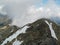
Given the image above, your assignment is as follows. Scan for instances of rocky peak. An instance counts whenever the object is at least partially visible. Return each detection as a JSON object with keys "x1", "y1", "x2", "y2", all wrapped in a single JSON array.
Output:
[{"x1": 0, "y1": 18, "x2": 60, "y2": 45}]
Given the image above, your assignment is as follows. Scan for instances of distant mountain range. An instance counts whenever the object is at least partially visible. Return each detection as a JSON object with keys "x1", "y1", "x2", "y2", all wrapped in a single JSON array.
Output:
[
  {"x1": 50, "y1": 16, "x2": 60, "y2": 25},
  {"x1": 0, "y1": 13, "x2": 12, "y2": 26}
]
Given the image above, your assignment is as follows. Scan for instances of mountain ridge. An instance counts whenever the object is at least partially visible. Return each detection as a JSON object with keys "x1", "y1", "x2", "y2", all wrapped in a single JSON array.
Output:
[{"x1": 0, "y1": 18, "x2": 60, "y2": 45}]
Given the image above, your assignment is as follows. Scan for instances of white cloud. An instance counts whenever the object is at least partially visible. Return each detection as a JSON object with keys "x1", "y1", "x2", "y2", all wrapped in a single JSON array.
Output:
[
  {"x1": 3, "y1": 0, "x2": 41, "y2": 26},
  {"x1": 0, "y1": 5, "x2": 7, "y2": 15},
  {"x1": 0, "y1": 0, "x2": 60, "y2": 26}
]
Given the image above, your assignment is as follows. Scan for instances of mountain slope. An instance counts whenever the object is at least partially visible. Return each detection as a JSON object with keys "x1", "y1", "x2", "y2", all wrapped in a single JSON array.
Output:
[{"x1": 0, "y1": 18, "x2": 60, "y2": 45}]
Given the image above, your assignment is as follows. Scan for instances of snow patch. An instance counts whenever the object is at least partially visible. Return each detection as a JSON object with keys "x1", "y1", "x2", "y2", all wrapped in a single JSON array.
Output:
[
  {"x1": 45, "y1": 20, "x2": 58, "y2": 40},
  {"x1": 1, "y1": 26, "x2": 29, "y2": 45},
  {"x1": 13, "y1": 39, "x2": 23, "y2": 45}
]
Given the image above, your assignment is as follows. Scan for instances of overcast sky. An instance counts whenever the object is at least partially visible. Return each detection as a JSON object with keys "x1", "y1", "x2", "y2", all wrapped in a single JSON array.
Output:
[{"x1": 0, "y1": 0, "x2": 60, "y2": 26}]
